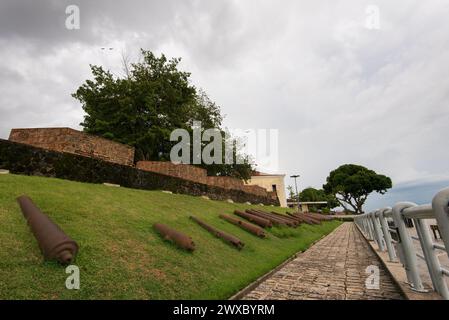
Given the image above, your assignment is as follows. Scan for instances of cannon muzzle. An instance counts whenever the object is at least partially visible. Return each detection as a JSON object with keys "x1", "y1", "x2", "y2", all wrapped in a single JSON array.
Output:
[
  {"x1": 17, "y1": 195, "x2": 78, "y2": 265},
  {"x1": 153, "y1": 223, "x2": 195, "y2": 251}
]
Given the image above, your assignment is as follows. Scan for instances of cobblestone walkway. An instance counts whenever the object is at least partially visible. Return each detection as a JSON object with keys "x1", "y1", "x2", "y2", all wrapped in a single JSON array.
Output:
[{"x1": 243, "y1": 222, "x2": 403, "y2": 300}]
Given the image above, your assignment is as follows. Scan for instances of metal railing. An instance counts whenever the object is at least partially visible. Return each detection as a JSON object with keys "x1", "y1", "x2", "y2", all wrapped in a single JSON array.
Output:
[{"x1": 354, "y1": 187, "x2": 449, "y2": 299}]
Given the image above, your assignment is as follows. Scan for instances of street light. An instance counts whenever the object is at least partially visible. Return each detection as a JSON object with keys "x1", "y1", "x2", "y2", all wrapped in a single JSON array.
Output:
[{"x1": 290, "y1": 174, "x2": 300, "y2": 213}]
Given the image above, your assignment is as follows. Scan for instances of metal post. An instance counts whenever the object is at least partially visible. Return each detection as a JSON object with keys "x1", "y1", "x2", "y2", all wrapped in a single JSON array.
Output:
[
  {"x1": 360, "y1": 215, "x2": 367, "y2": 237},
  {"x1": 414, "y1": 218, "x2": 449, "y2": 299},
  {"x1": 358, "y1": 217, "x2": 362, "y2": 230},
  {"x1": 362, "y1": 215, "x2": 373, "y2": 240},
  {"x1": 361, "y1": 217, "x2": 369, "y2": 237},
  {"x1": 290, "y1": 175, "x2": 300, "y2": 213},
  {"x1": 368, "y1": 212, "x2": 377, "y2": 242},
  {"x1": 366, "y1": 214, "x2": 375, "y2": 241},
  {"x1": 371, "y1": 211, "x2": 385, "y2": 251},
  {"x1": 432, "y1": 187, "x2": 449, "y2": 259},
  {"x1": 376, "y1": 211, "x2": 387, "y2": 251},
  {"x1": 357, "y1": 216, "x2": 367, "y2": 237},
  {"x1": 392, "y1": 202, "x2": 425, "y2": 292},
  {"x1": 379, "y1": 208, "x2": 397, "y2": 261}
]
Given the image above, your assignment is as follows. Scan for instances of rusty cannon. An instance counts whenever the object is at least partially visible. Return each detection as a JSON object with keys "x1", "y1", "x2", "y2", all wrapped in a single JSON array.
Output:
[
  {"x1": 219, "y1": 214, "x2": 266, "y2": 238},
  {"x1": 246, "y1": 209, "x2": 287, "y2": 226},
  {"x1": 287, "y1": 212, "x2": 321, "y2": 225},
  {"x1": 301, "y1": 213, "x2": 323, "y2": 224},
  {"x1": 190, "y1": 216, "x2": 245, "y2": 250},
  {"x1": 153, "y1": 223, "x2": 195, "y2": 251},
  {"x1": 17, "y1": 195, "x2": 79, "y2": 265},
  {"x1": 285, "y1": 212, "x2": 315, "y2": 224},
  {"x1": 251, "y1": 209, "x2": 299, "y2": 227},
  {"x1": 234, "y1": 210, "x2": 272, "y2": 228},
  {"x1": 246, "y1": 209, "x2": 291, "y2": 227},
  {"x1": 305, "y1": 212, "x2": 334, "y2": 221},
  {"x1": 285, "y1": 212, "x2": 310, "y2": 224},
  {"x1": 269, "y1": 211, "x2": 301, "y2": 226}
]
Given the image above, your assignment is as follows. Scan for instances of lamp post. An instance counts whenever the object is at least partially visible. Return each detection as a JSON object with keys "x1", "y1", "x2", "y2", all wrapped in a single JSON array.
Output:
[{"x1": 290, "y1": 174, "x2": 300, "y2": 213}]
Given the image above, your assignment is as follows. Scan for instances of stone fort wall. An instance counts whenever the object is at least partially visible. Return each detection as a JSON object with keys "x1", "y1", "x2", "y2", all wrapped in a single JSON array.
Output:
[
  {"x1": 136, "y1": 161, "x2": 275, "y2": 199},
  {"x1": 9, "y1": 128, "x2": 135, "y2": 166},
  {"x1": 8, "y1": 128, "x2": 278, "y2": 202},
  {"x1": 0, "y1": 138, "x2": 279, "y2": 205}
]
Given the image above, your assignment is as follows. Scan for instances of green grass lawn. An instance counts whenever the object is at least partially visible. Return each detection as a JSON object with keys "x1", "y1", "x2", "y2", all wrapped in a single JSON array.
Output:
[{"x1": 0, "y1": 174, "x2": 341, "y2": 299}]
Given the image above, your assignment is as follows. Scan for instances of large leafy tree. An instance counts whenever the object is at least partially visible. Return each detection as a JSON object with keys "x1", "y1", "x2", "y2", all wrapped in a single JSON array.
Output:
[
  {"x1": 73, "y1": 50, "x2": 252, "y2": 180},
  {"x1": 323, "y1": 164, "x2": 392, "y2": 214},
  {"x1": 299, "y1": 187, "x2": 339, "y2": 209}
]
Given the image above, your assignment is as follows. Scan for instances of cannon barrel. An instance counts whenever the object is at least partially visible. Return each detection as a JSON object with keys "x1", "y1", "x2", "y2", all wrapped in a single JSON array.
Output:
[
  {"x1": 287, "y1": 212, "x2": 321, "y2": 225},
  {"x1": 190, "y1": 216, "x2": 244, "y2": 250},
  {"x1": 17, "y1": 195, "x2": 78, "y2": 265},
  {"x1": 219, "y1": 214, "x2": 266, "y2": 238},
  {"x1": 251, "y1": 209, "x2": 299, "y2": 227},
  {"x1": 153, "y1": 223, "x2": 195, "y2": 251},
  {"x1": 234, "y1": 210, "x2": 272, "y2": 228},
  {"x1": 286, "y1": 212, "x2": 312, "y2": 224},
  {"x1": 269, "y1": 211, "x2": 301, "y2": 226},
  {"x1": 299, "y1": 213, "x2": 322, "y2": 224},
  {"x1": 246, "y1": 209, "x2": 291, "y2": 226},
  {"x1": 304, "y1": 212, "x2": 334, "y2": 221}
]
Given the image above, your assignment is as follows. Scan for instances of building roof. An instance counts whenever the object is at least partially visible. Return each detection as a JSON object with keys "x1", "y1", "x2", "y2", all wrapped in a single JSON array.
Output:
[
  {"x1": 287, "y1": 201, "x2": 328, "y2": 205},
  {"x1": 251, "y1": 171, "x2": 285, "y2": 177}
]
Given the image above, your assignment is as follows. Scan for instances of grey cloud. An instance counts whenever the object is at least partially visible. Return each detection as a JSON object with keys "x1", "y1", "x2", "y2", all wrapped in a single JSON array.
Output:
[
  {"x1": 365, "y1": 177, "x2": 449, "y2": 211},
  {"x1": 0, "y1": 65, "x2": 24, "y2": 83},
  {"x1": 0, "y1": 0, "x2": 188, "y2": 51}
]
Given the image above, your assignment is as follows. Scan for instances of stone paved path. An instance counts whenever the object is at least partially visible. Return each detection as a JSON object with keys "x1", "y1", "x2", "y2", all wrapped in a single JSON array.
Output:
[{"x1": 243, "y1": 222, "x2": 403, "y2": 300}]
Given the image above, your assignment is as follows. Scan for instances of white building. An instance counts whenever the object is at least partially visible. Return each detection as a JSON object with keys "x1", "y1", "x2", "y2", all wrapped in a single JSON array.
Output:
[{"x1": 245, "y1": 171, "x2": 287, "y2": 207}]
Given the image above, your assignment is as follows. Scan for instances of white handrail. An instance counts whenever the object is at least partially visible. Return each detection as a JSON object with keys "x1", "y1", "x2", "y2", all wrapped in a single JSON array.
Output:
[
  {"x1": 354, "y1": 187, "x2": 449, "y2": 299},
  {"x1": 402, "y1": 204, "x2": 433, "y2": 219}
]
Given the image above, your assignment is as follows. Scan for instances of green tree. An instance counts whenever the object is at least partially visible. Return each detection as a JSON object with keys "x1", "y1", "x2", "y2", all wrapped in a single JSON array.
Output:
[
  {"x1": 299, "y1": 187, "x2": 339, "y2": 210},
  {"x1": 199, "y1": 132, "x2": 253, "y2": 180},
  {"x1": 323, "y1": 164, "x2": 392, "y2": 214},
  {"x1": 73, "y1": 50, "x2": 252, "y2": 180}
]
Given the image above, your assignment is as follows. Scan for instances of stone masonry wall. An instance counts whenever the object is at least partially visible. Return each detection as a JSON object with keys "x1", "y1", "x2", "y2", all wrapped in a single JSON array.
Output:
[
  {"x1": 136, "y1": 161, "x2": 208, "y2": 184},
  {"x1": 136, "y1": 160, "x2": 277, "y2": 200},
  {"x1": 9, "y1": 128, "x2": 135, "y2": 166},
  {"x1": 7, "y1": 127, "x2": 278, "y2": 203},
  {"x1": 0, "y1": 139, "x2": 279, "y2": 206}
]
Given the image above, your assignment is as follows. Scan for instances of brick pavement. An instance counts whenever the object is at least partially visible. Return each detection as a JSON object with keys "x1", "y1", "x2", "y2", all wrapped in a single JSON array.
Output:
[{"x1": 243, "y1": 222, "x2": 403, "y2": 300}]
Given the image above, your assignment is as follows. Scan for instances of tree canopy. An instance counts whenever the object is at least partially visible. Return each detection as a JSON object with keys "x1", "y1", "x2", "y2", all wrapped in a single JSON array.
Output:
[
  {"x1": 73, "y1": 50, "x2": 252, "y2": 180},
  {"x1": 323, "y1": 164, "x2": 392, "y2": 214},
  {"x1": 299, "y1": 187, "x2": 339, "y2": 209}
]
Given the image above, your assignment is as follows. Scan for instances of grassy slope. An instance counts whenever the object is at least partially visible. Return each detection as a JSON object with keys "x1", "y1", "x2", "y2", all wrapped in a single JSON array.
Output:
[{"x1": 0, "y1": 174, "x2": 340, "y2": 299}]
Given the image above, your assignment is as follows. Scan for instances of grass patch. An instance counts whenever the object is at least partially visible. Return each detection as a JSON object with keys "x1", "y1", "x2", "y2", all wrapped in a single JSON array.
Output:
[
  {"x1": 0, "y1": 174, "x2": 341, "y2": 299},
  {"x1": 268, "y1": 225, "x2": 300, "y2": 239}
]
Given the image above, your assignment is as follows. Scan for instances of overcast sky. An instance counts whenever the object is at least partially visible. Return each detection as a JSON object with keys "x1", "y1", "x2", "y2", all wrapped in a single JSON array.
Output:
[{"x1": 1, "y1": 0, "x2": 448, "y2": 210}]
